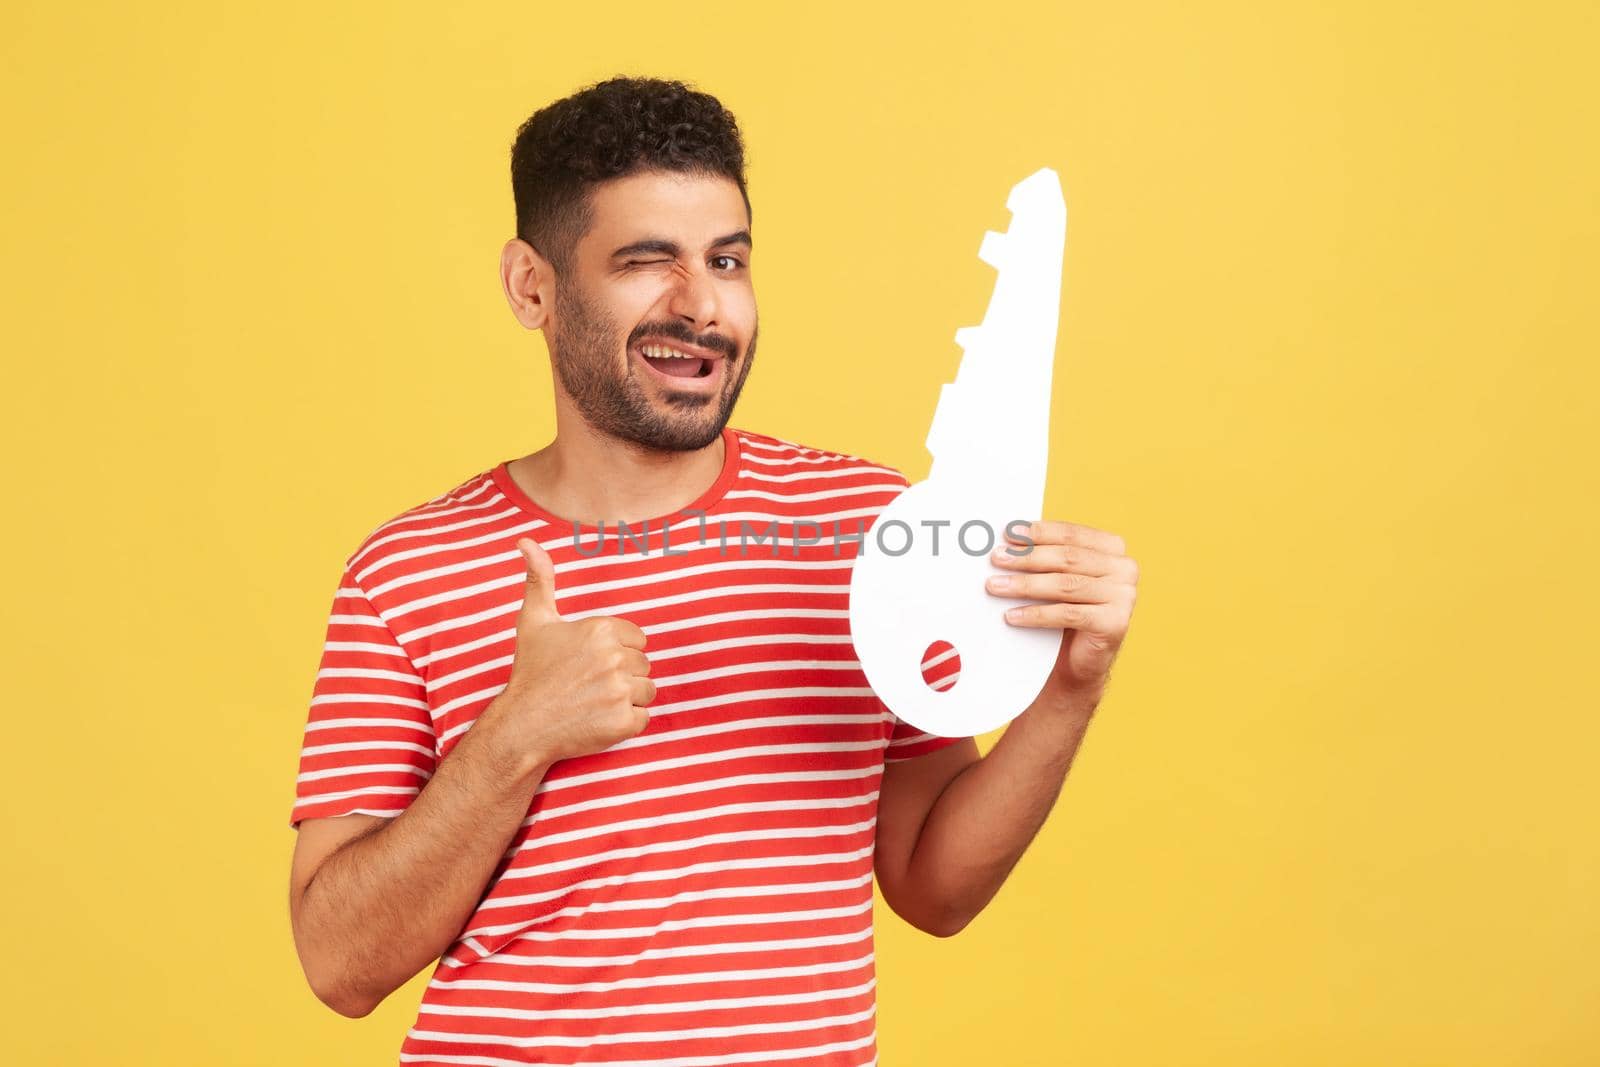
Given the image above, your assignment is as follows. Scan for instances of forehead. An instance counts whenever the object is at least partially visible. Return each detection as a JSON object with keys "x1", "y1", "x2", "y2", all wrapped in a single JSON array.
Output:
[{"x1": 580, "y1": 170, "x2": 749, "y2": 250}]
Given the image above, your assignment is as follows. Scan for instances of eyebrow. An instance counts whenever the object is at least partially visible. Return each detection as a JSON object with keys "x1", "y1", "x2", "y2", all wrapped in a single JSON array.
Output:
[{"x1": 610, "y1": 230, "x2": 753, "y2": 259}]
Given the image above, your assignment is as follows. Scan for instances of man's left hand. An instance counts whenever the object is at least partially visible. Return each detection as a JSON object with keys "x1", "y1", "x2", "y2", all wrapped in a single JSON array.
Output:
[{"x1": 985, "y1": 520, "x2": 1139, "y2": 709}]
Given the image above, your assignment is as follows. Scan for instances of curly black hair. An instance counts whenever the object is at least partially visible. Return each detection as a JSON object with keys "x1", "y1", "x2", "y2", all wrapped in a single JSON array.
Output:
[{"x1": 511, "y1": 76, "x2": 750, "y2": 274}]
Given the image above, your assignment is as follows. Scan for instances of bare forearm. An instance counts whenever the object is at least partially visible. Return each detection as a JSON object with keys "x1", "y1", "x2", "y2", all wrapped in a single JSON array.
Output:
[
  {"x1": 905, "y1": 690, "x2": 1099, "y2": 934},
  {"x1": 294, "y1": 703, "x2": 550, "y2": 1014}
]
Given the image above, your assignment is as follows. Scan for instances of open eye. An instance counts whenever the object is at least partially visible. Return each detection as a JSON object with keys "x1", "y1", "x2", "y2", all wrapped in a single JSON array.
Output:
[{"x1": 711, "y1": 254, "x2": 745, "y2": 271}]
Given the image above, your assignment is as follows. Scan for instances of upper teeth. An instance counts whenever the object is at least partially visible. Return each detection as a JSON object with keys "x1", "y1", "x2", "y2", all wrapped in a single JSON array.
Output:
[{"x1": 643, "y1": 344, "x2": 697, "y2": 360}]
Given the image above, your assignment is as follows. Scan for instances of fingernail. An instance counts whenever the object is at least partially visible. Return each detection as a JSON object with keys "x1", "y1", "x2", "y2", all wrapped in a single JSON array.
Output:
[
  {"x1": 987, "y1": 575, "x2": 1013, "y2": 592},
  {"x1": 1005, "y1": 607, "x2": 1025, "y2": 622}
]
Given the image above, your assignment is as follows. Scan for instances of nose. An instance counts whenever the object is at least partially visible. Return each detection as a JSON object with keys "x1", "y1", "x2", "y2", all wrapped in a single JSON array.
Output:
[{"x1": 666, "y1": 265, "x2": 720, "y2": 332}]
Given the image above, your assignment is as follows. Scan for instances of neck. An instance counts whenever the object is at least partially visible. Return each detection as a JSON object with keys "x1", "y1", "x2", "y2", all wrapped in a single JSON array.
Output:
[{"x1": 507, "y1": 411, "x2": 729, "y2": 527}]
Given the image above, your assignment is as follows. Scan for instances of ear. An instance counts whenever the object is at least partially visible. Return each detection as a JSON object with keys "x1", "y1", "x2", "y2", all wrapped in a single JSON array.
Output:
[{"x1": 501, "y1": 237, "x2": 554, "y2": 330}]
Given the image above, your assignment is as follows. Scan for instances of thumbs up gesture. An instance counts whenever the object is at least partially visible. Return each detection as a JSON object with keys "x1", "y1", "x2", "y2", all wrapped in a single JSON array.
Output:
[{"x1": 476, "y1": 538, "x2": 656, "y2": 770}]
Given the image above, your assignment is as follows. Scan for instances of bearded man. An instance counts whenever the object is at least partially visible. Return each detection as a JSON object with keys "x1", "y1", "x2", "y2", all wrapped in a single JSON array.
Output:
[{"x1": 287, "y1": 75, "x2": 1138, "y2": 1067}]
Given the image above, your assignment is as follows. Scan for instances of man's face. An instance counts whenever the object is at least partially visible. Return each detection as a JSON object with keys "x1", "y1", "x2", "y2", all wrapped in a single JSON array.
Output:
[{"x1": 544, "y1": 169, "x2": 757, "y2": 452}]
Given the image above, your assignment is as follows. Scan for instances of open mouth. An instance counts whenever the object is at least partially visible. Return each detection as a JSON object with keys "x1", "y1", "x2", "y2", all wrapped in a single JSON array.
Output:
[{"x1": 637, "y1": 341, "x2": 718, "y2": 380}]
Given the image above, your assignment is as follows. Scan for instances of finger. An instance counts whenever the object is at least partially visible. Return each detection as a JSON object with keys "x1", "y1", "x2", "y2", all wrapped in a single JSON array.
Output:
[
  {"x1": 985, "y1": 570, "x2": 1119, "y2": 604},
  {"x1": 1004, "y1": 520, "x2": 1126, "y2": 556},
  {"x1": 631, "y1": 675, "x2": 657, "y2": 706},
  {"x1": 1002, "y1": 601, "x2": 1117, "y2": 632},
  {"x1": 516, "y1": 538, "x2": 562, "y2": 625},
  {"x1": 623, "y1": 648, "x2": 652, "y2": 678},
  {"x1": 990, "y1": 542, "x2": 1123, "y2": 578},
  {"x1": 609, "y1": 617, "x2": 648, "y2": 651}
]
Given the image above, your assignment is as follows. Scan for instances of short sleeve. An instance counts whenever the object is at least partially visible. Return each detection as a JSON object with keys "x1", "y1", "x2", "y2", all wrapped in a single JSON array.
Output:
[
  {"x1": 288, "y1": 564, "x2": 438, "y2": 828},
  {"x1": 883, "y1": 641, "x2": 971, "y2": 762}
]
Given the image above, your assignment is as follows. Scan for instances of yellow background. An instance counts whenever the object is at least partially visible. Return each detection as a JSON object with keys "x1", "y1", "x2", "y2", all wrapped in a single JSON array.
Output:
[{"x1": 3, "y1": 1, "x2": 1596, "y2": 1063}]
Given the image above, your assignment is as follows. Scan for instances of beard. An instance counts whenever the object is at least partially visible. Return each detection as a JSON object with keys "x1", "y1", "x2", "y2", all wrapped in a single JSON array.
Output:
[{"x1": 546, "y1": 274, "x2": 756, "y2": 453}]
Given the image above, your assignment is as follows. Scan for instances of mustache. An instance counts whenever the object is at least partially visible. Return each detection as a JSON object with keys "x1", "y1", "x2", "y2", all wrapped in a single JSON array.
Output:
[{"x1": 627, "y1": 321, "x2": 739, "y2": 360}]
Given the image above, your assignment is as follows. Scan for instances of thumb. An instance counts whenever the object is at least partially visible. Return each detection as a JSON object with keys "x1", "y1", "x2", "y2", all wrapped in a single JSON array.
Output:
[{"x1": 516, "y1": 538, "x2": 562, "y2": 625}]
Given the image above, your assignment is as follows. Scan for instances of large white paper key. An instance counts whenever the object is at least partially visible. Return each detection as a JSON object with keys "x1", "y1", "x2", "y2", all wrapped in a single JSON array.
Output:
[{"x1": 849, "y1": 167, "x2": 1066, "y2": 738}]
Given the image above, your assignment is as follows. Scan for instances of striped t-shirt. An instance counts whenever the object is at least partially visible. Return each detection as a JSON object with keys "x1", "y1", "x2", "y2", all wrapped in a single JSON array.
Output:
[{"x1": 289, "y1": 425, "x2": 966, "y2": 1066}]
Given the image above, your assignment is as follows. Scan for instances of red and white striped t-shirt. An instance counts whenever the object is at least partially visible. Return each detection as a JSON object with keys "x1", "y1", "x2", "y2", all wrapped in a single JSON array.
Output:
[{"x1": 289, "y1": 426, "x2": 966, "y2": 1066}]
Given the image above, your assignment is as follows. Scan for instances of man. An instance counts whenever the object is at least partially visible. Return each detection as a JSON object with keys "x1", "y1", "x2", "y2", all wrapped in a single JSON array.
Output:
[{"x1": 287, "y1": 75, "x2": 1138, "y2": 1066}]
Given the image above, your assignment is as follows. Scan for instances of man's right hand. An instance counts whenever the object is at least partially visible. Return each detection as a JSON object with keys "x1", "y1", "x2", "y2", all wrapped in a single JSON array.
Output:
[
  {"x1": 291, "y1": 536, "x2": 653, "y2": 1016},
  {"x1": 476, "y1": 538, "x2": 655, "y2": 773}
]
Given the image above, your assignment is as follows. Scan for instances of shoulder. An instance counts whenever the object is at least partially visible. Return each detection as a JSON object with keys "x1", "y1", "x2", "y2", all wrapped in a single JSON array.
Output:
[
  {"x1": 339, "y1": 464, "x2": 507, "y2": 586},
  {"x1": 730, "y1": 426, "x2": 911, "y2": 488}
]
